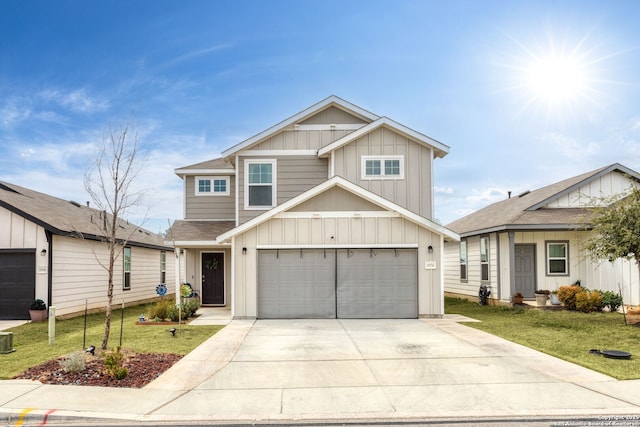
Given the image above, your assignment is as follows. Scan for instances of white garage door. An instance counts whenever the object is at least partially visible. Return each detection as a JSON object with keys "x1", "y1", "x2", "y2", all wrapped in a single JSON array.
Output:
[{"x1": 257, "y1": 248, "x2": 417, "y2": 319}]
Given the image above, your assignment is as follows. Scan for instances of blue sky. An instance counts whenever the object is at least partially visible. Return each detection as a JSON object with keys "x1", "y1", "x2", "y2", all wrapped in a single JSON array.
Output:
[{"x1": 2, "y1": 0, "x2": 640, "y2": 233}]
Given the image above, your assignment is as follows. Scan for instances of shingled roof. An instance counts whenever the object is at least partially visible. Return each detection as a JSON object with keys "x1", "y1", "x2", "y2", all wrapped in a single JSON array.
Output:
[
  {"x1": 447, "y1": 164, "x2": 640, "y2": 237},
  {"x1": 0, "y1": 181, "x2": 169, "y2": 250},
  {"x1": 166, "y1": 220, "x2": 236, "y2": 243}
]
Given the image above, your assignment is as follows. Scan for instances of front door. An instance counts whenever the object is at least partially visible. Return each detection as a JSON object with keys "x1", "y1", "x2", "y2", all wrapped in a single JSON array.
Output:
[
  {"x1": 201, "y1": 252, "x2": 224, "y2": 305},
  {"x1": 514, "y1": 244, "x2": 536, "y2": 298}
]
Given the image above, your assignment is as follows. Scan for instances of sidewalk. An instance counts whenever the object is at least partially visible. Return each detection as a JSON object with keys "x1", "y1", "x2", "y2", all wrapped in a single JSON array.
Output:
[{"x1": 1, "y1": 310, "x2": 639, "y2": 425}]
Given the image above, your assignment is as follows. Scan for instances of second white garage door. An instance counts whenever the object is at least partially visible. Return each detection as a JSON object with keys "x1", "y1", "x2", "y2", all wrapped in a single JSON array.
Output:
[{"x1": 257, "y1": 248, "x2": 417, "y2": 319}]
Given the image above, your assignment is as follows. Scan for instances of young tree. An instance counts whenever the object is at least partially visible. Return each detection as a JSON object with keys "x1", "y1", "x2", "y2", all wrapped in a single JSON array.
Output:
[
  {"x1": 84, "y1": 120, "x2": 146, "y2": 350},
  {"x1": 581, "y1": 185, "x2": 640, "y2": 291}
]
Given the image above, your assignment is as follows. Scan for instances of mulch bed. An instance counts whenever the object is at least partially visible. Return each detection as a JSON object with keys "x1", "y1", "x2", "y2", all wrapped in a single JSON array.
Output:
[{"x1": 13, "y1": 350, "x2": 182, "y2": 388}]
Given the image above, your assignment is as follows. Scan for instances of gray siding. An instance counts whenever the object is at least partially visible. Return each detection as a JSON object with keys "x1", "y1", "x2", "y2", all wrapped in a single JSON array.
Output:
[
  {"x1": 253, "y1": 129, "x2": 353, "y2": 150},
  {"x1": 184, "y1": 175, "x2": 236, "y2": 220},
  {"x1": 300, "y1": 106, "x2": 368, "y2": 124},
  {"x1": 289, "y1": 186, "x2": 383, "y2": 212},
  {"x1": 238, "y1": 156, "x2": 328, "y2": 224},
  {"x1": 333, "y1": 127, "x2": 434, "y2": 219}
]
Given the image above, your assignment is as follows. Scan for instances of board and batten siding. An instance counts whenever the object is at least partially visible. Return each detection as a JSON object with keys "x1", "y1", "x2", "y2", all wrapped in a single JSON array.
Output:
[
  {"x1": 332, "y1": 127, "x2": 434, "y2": 219},
  {"x1": 237, "y1": 155, "x2": 328, "y2": 224},
  {"x1": 232, "y1": 215, "x2": 443, "y2": 318},
  {"x1": 51, "y1": 235, "x2": 175, "y2": 316},
  {"x1": 443, "y1": 234, "x2": 499, "y2": 299},
  {"x1": 547, "y1": 172, "x2": 639, "y2": 208},
  {"x1": 184, "y1": 175, "x2": 235, "y2": 220},
  {"x1": 252, "y1": 129, "x2": 354, "y2": 151},
  {"x1": 0, "y1": 206, "x2": 49, "y2": 300},
  {"x1": 299, "y1": 105, "x2": 368, "y2": 125}
]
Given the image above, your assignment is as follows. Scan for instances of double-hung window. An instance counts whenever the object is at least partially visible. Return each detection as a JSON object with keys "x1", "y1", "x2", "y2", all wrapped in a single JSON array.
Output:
[
  {"x1": 480, "y1": 237, "x2": 489, "y2": 282},
  {"x1": 546, "y1": 241, "x2": 569, "y2": 275},
  {"x1": 245, "y1": 160, "x2": 276, "y2": 209},
  {"x1": 460, "y1": 240, "x2": 468, "y2": 281},
  {"x1": 361, "y1": 156, "x2": 404, "y2": 179},
  {"x1": 123, "y1": 247, "x2": 131, "y2": 290},
  {"x1": 196, "y1": 176, "x2": 230, "y2": 196},
  {"x1": 160, "y1": 251, "x2": 166, "y2": 284}
]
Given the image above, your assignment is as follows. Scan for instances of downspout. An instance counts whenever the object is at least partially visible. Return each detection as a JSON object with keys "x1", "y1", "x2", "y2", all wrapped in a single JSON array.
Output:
[
  {"x1": 495, "y1": 232, "x2": 501, "y2": 300},
  {"x1": 509, "y1": 231, "x2": 516, "y2": 302},
  {"x1": 46, "y1": 230, "x2": 53, "y2": 308}
]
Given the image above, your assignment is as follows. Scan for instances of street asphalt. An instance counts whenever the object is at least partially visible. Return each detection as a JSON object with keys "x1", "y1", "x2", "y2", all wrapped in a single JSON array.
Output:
[{"x1": 1, "y1": 308, "x2": 639, "y2": 426}]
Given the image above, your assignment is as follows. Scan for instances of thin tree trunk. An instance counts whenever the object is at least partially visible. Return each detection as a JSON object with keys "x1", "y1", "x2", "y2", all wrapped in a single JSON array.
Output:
[{"x1": 101, "y1": 246, "x2": 115, "y2": 350}]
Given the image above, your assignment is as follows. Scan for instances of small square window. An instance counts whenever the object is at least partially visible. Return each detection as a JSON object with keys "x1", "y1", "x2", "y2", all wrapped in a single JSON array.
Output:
[
  {"x1": 196, "y1": 176, "x2": 230, "y2": 196},
  {"x1": 361, "y1": 156, "x2": 404, "y2": 179},
  {"x1": 384, "y1": 159, "x2": 400, "y2": 175}
]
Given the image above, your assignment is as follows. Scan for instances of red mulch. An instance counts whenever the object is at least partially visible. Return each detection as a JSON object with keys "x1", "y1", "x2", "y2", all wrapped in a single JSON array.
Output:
[{"x1": 13, "y1": 350, "x2": 182, "y2": 388}]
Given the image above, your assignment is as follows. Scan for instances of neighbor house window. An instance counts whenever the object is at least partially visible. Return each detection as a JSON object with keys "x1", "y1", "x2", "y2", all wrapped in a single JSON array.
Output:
[
  {"x1": 460, "y1": 240, "x2": 468, "y2": 281},
  {"x1": 123, "y1": 247, "x2": 131, "y2": 290},
  {"x1": 546, "y1": 241, "x2": 569, "y2": 275},
  {"x1": 245, "y1": 160, "x2": 276, "y2": 209},
  {"x1": 480, "y1": 236, "x2": 489, "y2": 281},
  {"x1": 160, "y1": 251, "x2": 166, "y2": 284},
  {"x1": 361, "y1": 156, "x2": 404, "y2": 179},
  {"x1": 196, "y1": 176, "x2": 230, "y2": 196}
]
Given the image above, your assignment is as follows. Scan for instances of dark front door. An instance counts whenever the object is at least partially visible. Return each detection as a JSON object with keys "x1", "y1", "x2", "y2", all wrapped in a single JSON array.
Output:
[
  {"x1": 514, "y1": 244, "x2": 536, "y2": 298},
  {"x1": 202, "y1": 252, "x2": 224, "y2": 305},
  {"x1": 0, "y1": 250, "x2": 36, "y2": 320}
]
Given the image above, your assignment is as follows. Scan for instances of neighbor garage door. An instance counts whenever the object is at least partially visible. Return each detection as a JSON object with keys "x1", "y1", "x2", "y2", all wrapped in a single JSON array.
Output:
[
  {"x1": 257, "y1": 248, "x2": 417, "y2": 319},
  {"x1": 0, "y1": 250, "x2": 36, "y2": 320}
]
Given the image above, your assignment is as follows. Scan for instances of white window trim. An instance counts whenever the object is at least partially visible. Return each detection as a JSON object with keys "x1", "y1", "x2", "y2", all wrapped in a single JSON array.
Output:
[
  {"x1": 123, "y1": 246, "x2": 131, "y2": 291},
  {"x1": 195, "y1": 176, "x2": 230, "y2": 196},
  {"x1": 480, "y1": 236, "x2": 489, "y2": 282},
  {"x1": 546, "y1": 241, "x2": 569, "y2": 276},
  {"x1": 360, "y1": 155, "x2": 405, "y2": 180},
  {"x1": 460, "y1": 240, "x2": 468, "y2": 281},
  {"x1": 244, "y1": 159, "x2": 277, "y2": 210}
]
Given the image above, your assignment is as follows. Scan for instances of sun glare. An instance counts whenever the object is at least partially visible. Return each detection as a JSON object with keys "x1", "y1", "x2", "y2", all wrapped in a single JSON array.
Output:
[{"x1": 525, "y1": 55, "x2": 586, "y2": 103}]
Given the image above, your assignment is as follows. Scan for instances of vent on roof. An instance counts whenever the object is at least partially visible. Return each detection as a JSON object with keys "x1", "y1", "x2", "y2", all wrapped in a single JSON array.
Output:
[
  {"x1": 69, "y1": 200, "x2": 82, "y2": 207},
  {"x1": 518, "y1": 190, "x2": 531, "y2": 198}
]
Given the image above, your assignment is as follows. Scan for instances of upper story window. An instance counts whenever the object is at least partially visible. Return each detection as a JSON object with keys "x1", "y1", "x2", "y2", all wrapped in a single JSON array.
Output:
[
  {"x1": 196, "y1": 176, "x2": 230, "y2": 196},
  {"x1": 123, "y1": 247, "x2": 131, "y2": 291},
  {"x1": 460, "y1": 240, "x2": 468, "y2": 281},
  {"x1": 361, "y1": 156, "x2": 404, "y2": 180},
  {"x1": 480, "y1": 236, "x2": 489, "y2": 282},
  {"x1": 245, "y1": 159, "x2": 276, "y2": 209},
  {"x1": 546, "y1": 241, "x2": 569, "y2": 276}
]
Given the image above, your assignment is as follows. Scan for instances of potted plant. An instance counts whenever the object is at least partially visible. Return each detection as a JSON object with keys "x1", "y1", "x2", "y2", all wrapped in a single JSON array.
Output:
[
  {"x1": 550, "y1": 290, "x2": 561, "y2": 305},
  {"x1": 513, "y1": 292, "x2": 524, "y2": 305},
  {"x1": 29, "y1": 299, "x2": 48, "y2": 322},
  {"x1": 534, "y1": 289, "x2": 550, "y2": 306}
]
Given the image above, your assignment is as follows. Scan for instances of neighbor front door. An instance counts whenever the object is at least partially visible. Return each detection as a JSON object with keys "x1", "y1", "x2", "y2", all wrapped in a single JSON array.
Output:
[
  {"x1": 201, "y1": 252, "x2": 224, "y2": 305},
  {"x1": 514, "y1": 244, "x2": 536, "y2": 298}
]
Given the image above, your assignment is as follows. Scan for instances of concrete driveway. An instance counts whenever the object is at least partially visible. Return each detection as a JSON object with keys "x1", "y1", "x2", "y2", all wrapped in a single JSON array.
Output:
[{"x1": 146, "y1": 317, "x2": 640, "y2": 422}]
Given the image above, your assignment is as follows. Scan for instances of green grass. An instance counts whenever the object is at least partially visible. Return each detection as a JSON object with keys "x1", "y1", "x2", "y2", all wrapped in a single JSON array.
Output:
[
  {"x1": 1, "y1": 304, "x2": 223, "y2": 379},
  {"x1": 445, "y1": 297, "x2": 640, "y2": 380}
]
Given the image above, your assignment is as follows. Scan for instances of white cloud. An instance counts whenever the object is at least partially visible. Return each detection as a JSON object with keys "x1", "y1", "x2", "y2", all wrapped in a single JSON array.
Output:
[
  {"x1": 40, "y1": 88, "x2": 109, "y2": 113},
  {"x1": 0, "y1": 98, "x2": 31, "y2": 127},
  {"x1": 434, "y1": 186, "x2": 454, "y2": 194}
]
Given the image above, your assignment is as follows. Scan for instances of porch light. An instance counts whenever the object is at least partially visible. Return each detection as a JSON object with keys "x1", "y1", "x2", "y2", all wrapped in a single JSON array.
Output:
[
  {"x1": 428, "y1": 245, "x2": 433, "y2": 254},
  {"x1": 41, "y1": 249, "x2": 47, "y2": 256},
  {"x1": 242, "y1": 247, "x2": 247, "y2": 254}
]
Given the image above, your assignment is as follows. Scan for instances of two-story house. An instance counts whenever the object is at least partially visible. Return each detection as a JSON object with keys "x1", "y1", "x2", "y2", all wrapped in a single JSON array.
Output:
[{"x1": 168, "y1": 96, "x2": 458, "y2": 319}]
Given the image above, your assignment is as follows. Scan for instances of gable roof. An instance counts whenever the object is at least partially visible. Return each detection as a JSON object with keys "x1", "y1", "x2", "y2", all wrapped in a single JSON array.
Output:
[
  {"x1": 216, "y1": 176, "x2": 459, "y2": 243},
  {"x1": 0, "y1": 181, "x2": 169, "y2": 250},
  {"x1": 447, "y1": 163, "x2": 640, "y2": 237},
  {"x1": 317, "y1": 116, "x2": 449, "y2": 159},
  {"x1": 165, "y1": 220, "x2": 236, "y2": 246},
  {"x1": 220, "y1": 95, "x2": 380, "y2": 158},
  {"x1": 174, "y1": 157, "x2": 235, "y2": 176}
]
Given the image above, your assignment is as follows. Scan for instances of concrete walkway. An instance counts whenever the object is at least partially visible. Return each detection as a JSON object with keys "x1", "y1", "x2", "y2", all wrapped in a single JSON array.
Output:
[{"x1": 1, "y1": 309, "x2": 640, "y2": 425}]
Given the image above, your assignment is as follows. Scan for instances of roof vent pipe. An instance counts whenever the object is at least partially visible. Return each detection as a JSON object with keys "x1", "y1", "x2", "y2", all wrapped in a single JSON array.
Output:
[{"x1": 508, "y1": 191, "x2": 511, "y2": 199}]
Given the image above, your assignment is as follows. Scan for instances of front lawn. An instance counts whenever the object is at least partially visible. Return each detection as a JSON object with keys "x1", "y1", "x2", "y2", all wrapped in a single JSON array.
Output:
[
  {"x1": 445, "y1": 297, "x2": 640, "y2": 380},
  {"x1": 1, "y1": 304, "x2": 223, "y2": 379}
]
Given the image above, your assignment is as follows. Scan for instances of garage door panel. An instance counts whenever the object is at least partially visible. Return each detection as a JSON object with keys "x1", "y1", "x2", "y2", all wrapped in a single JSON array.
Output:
[
  {"x1": 337, "y1": 249, "x2": 417, "y2": 319},
  {"x1": 0, "y1": 251, "x2": 36, "y2": 320},
  {"x1": 258, "y1": 249, "x2": 336, "y2": 319}
]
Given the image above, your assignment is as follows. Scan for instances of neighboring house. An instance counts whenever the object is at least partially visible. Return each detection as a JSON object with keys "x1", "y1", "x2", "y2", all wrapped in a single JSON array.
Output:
[
  {"x1": 444, "y1": 163, "x2": 640, "y2": 306},
  {"x1": 0, "y1": 181, "x2": 175, "y2": 319},
  {"x1": 168, "y1": 95, "x2": 458, "y2": 319}
]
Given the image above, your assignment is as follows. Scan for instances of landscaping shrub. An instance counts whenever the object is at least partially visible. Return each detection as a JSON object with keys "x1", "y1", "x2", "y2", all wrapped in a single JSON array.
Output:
[
  {"x1": 147, "y1": 300, "x2": 173, "y2": 321},
  {"x1": 103, "y1": 347, "x2": 128, "y2": 380},
  {"x1": 602, "y1": 291, "x2": 623, "y2": 312},
  {"x1": 167, "y1": 304, "x2": 180, "y2": 322},
  {"x1": 575, "y1": 289, "x2": 604, "y2": 313},
  {"x1": 557, "y1": 285, "x2": 581, "y2": 310},
  {"x1": 184, "y1": 299, "x2": 201, "y2": 317}
]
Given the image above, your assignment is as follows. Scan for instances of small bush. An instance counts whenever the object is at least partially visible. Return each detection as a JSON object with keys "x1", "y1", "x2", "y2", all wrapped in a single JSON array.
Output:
[
  {"x1": 575, "y1": 289, "x2": 604, "y2": 313},
  {"x1": 103, "y1": 347, "x2": 128, "y2": 380},
  {"x1": 59, "y1": 351, "x2": 86, "y2": 373},
  {"x1": 557, "y1": 285, "x2": 581, "y2": 310},
  {"x1": 147, "y1": 300, "x2": 173, "y2": 321},
  {"x1": 167, "y1": 304, "x2": 180, "y2": 322},
  {"x1": 602, "y1": 291, "x2": 623, "y2": 312}
]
